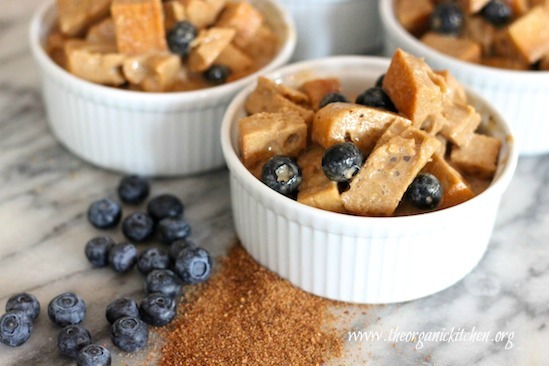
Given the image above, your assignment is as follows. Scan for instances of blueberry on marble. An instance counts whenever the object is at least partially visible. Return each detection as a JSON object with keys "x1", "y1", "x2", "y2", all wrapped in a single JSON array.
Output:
[
  {"x1": 481, "y1": 0, "x2": 512, "y2": 27},
  {"x1": 261, "y1": 156, "x2": 302, "y2": 197},
  {"x1": 318, "y1": 92, "x2": 349, "y2": 109},
  {"x1": 5, "y1": 293, "x2": 40, "y2": 321},
  {"x1": 0, "y1": 310, "x2": 33, "y2": 347},
  {"x1": 429, "y1": 2, "x2": 464, "y2": 35},
  {"x1": 137, "y1": 247, "x2": 171, "y2": 275},
  {"x1": 122, "y1": 212, "x2": 154, "y2": 242},
  {"x1": 117, "y1": 175, "x2": 150, "y2": 204},
  {"x1": 167, "y1": 21, "x2": 197, "y2": 57},
  {"x1": 321, "y1": 142, "x2": 363, "y2": 183},
  {"x1": 106, "y1": 298, "x2": 140, "y2": 325},
  {"x1": 111, "y1": 316, "x2": 149, "y2": 352},
  {"x1": 168, "y1": 239, "x2": 198, "y2": 261},
  {"x1": 406, "y1": 173, "x2": 443, "y2": 210},
  {"x1": 157, "y1": 216, "x2": 191, "y2": 244},
  {"x1": 145, "y1": 269, "x2": 182, "y2": 299},
  {"x1": 57, "y1": 325, "x2": 92, "y2": 359},
  {"x1": 77, "y1": 344, "x2": 112, "y2": 366},
  {"x1": 84, "y1": 236, "x2": 115, "y2": 268},
  {"x1": 87, "y1": 198, "x2": 122, "y2": 229},
  {"x1": 355, "y1": 86, "x2": 397, "y2": 112},
  {"x1": 204, "y1": 64, "x2": 231, "y2": 85},
  {"x1": 174, "y1": 246, "x2": 212, "y2": 285},
  {"x1": 48, "y1": 292, "x2": 86, "y2": 327},
  {"x1": 139, "y1": 293, "x2": 177, "y2": 327},
  {"x1": 147, "y1": 194, "x2": 184, "y2": 222},
  {"x1": 108, "y1": 242, "x2": 138, "y2": 273}
]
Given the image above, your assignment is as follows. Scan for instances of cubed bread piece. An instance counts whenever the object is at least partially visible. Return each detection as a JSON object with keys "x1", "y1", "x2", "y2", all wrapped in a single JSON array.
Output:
[
  {"x1": 300, "y1": 78, "x2": 341, "y2": 111},
  {"x1": 421, "y1": 32, "x2": 482, "y2": 63},
  {"x1": 372, "y1": 118, "x2": 415, "y2": 149},
  {"x1": 180, "y1": 0, "x2": 226, "y2": 29},
  {"x1": 163, "y1": 1, "x2": 187, "y2": 31},
  {"x1": 434, "y1": 70, "x2": 467, "y2": 104},
  {"x1": 458, "y1": 0, "x2": 490, "y2": 14},
  {"x1": 312, "y1": 102, "x2": 412, "y2": 155},
  {"x1": 111, "y1": 0, "x2": 168, "y2": 56},
  {"x1": 239, "y1": 112, "x2": 307, "y2": 170},
  {"x1": 86, "y1": 17, "x2": 116, "y2": 45},
  {"x1": 216, "y1": 1, "x2": 264, "y2": 48},
  {"x1": 213, "y1": 43, "x2": 253, "y2": 73},
  {"x1": 122, "y1": 53, "x2": 181, "y2": 92},
  {"x1": 297, "y1": 145, "x2": 347, "y2": 213},
  {"x1": 56, "y1": 0, "x2": 111, "y2": 36},
  {"x1": 481, "y1": 56, "x2": 531, "y2": 70},
  {"x1": 508, "y1": 0, "x2": 531, "y2": 17},
  {"x1": 244, "y1": 24, "x2": 279, "y2": 66},
  {"x1": 464, "y1": 16, "x2": 496, "y2": 56},
  {"x1": 395, "y1": 0, "x2": 433, "y2": 35},
  {"x1": 341, "y1": 126, "x2": 440, "y2": 216},
  {"x1": 64, "y1": 40, "x2": 126, "y2": 85},
  {"x1": 188, "y1": 27, "x2": 235, "y2": 72},
  {"x1": 46, "y1": 30, "x2": 69, "y2": 67},
  {"x1": 439, "y1": 100, "x2": 481, "y2": 146},
  {"x1": 450, "y1": 133, "x2": 501, "y2": 179}
]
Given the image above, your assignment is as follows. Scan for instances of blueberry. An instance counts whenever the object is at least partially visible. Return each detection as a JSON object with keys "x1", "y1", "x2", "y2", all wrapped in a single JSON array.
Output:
[
  {"x1": 122, "y1": 212, "x2": 154, "y2": 242},
  {"x1": 87, "y1": 198, "x2": 122, "y2": 229},
  {"x1": 0, "y1": 310, "x2": 33, "y2": 347},
  {"x1": 145, "y1": 269, "x2": 182, "y2": 299},
  {"x1": 77, "y1": 344, "x2": 112, "y2": 366},
  {"x1": 168, "y1": 239, "x2": 197, "y2": 261},
  {"x1": 355, "y1": 86, "x2": 397, "y2": 112},
  {"x1": 108, "y1": 242, "x2": 137, "y2": 273},
  {"x1": 6, "y1": 293, "x2": 40, "y2": 321},
  {"x1": 322, "y1": 142, "x2": 363, "y2": 183},
  {"x1": 319, "y1": 92, "x2": 349, "y2": 109},
  {"x1": 139, "y1": 293, "x2": 177, "y2": 327},
  {"x1": 167, "y1": 21, "x2": 197, "y2": 57},
  {"x1": 117, "y1": 175, "x2": 150, "y2": 204},
  {"x1": 57, "y1": 325, "x2": 92, "y2": 359},
  {"x1": 106, "y1": 298, "x2": 140, "y2": 325},
  {"x1": 174, "y1": 246, "x2": 212, "y2": 285},
  {"x1": 84, "y1": 236, "x2": 115, "y2": 268},
  {"x1": 406, "y1": 173, "x2": 443, "y2": 210},
  {"x1": 204, "y1": 64, "x2": 231, "y2": 85},
  {"x1": 261, "y1": 156, "x2": 302, "y2": 197},
  {"x1": 147, "y1": 194, "x2": 184, "y2": 222},
  {"x1": 111, "y1": 316, "x2": 148, "y2": 352},
  {"x1": 481, "y1": 0, "x2": 512, "y2": 27},
  {"x1": 48, "y1": 292, "x2": 86, "y2": 327},
  {"x1": 137, "y1": 247, "x2": 171, "y2": 275},
  {"x1": 375, "y1": 73, "x2": 385, "y2": 88},
  {"x1": 429, "y1": 3, "x2": 464, "y2": 35},
  {"x1": 157, "y1": 216, "x2": 191, "y2": 244}
]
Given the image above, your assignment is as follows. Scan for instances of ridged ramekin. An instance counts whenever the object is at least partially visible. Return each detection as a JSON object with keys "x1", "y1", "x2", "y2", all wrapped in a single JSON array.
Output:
[
  {"x1": 221, "y1": 56, "x2": 517, "y2": 304},
  {"x1": 379, "y1": 0, "x2": 549, "y2": 156},
  {"x1": 29, "y1": 0, "x2": 296, "y2": 176}
]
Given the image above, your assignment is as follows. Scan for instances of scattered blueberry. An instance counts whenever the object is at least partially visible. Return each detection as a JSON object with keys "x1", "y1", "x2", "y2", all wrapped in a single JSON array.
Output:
[
  {"x1": 174, "y1": 246, "x2": 212, "y2": 285},
  {"x1": 77, "y1": 344, "x2": 112, "y2": 366},
  {"x1": 481, "y1": 0, "x2": 512, "y2": 27},
  {"x1": 147, "y1": 194, "x2": 184, "y2": 222},
  {"x1": 87, "y1": 198, "x2": 122, "y2": 229},
  {"x1": 157, "y1": 216, "x2": 191, "y2": 244},
  {"x1": 322, "y1": 142, "x2": 363, "y2": 182},
  {"x1": 108, "y1": 242, "x2": 138, "y2": 273},
  {"x1": 429, "y1": 3, "x2": 464, "y2": 35},
  {"x1": 375, "y1": 73, "x2": 385, "y2": 88},
  {"x1": 106, "y1": 298, "x2": 140, "y2": 325},
  {"x1": 139, "y1": 293, "x2": 177, "y2": 327},
  {"x1": 48, "y1": 292, "x2": 86, "y2": 327},
  {"x1": 355, "y1": 86, "x2": 397, "y2": 112},
  {"x1": 111, "y1": 316, "x2": 149, "y2": 352},
  {"x1": 57, "y1": 325, "x2": 92, "y2": 359},
  {"x1": 117, "y1": 175, "x2": 150, "y2": 204},
  {"x1": 145, "y1": 269, "x2": 182, "y2": 299},
  {"x1": 261, "y1": 156, "x2": 302, "y2": 197},
  {"x1": 204, "y1": 64, "x2": 231, "y2": 85},
  {"x1": 122, "y1": 212, "x2": 154, "y2": 242},
  {"x1": 5, "y1": 293, "x2": 40, "y2": 320},
  {"x1": 137, "y1": 247, "x2": 171, "y2": 275},
  {"x1": 406, "y1": 173, "x2": 443, "y2": 210},
  {"x1": 168, "y1": 239, "x2": 197, "y2": 261},
  {"x1": 84, "y1": 236, "x2": 115, "y2": 268},
  {"x1": 318, "y1": 92, "x2": 349, "y2": 109},
  {"x1": 0, "y1": 310, "x2": 33, "y2": 347},
  {"x1": 167, "y1": 21, "x2": 197, "y2": 57}
]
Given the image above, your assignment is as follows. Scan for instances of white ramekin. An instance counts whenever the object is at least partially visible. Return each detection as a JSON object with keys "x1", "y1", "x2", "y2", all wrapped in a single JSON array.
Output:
[
  {"x1": 29, "y1": 0, "x2": 296, "y2": 176},
  {"x1": 379, "y1": 0, "x2": 549, "y2": 156},
  {"x1": 221, "y1": 56, "x2": 517, "y2": 304},
  {"x1": 278, "y1": 0, "x2": 381, "y2": 61}
]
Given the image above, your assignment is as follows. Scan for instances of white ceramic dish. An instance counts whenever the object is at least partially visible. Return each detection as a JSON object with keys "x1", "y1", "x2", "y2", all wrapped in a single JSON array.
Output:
[
  {"x1": 29, "y1": 0, "x2": 296, "y2": 176},
  {"x1": 221, "y1": 56, "x2": 517, "y2": 304},
  {"x1": 379, "y1": 0, "x2": 549, "y2": 156}
]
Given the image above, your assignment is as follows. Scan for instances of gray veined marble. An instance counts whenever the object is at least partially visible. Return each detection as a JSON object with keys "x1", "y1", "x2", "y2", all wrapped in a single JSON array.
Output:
[{"x1": 1, "y1": 0, "x2": 549, "y2": 365}]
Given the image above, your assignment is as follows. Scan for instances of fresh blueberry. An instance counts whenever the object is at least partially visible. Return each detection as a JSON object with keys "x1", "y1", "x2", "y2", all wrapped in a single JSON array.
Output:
[
  {"x1": 57, "y1": 325, "x2": 92, "y2": 359},
  {"x1": 168, "y1": 239, "x2": 198, "y2": 261},
  {"x1": 167, "y1": 21, "x2": 197, "y2": 57},
  {"x1": 139, "y1": 293, "x2": 177, "y2": 327},
  {"x1": 108, "y1": 242, "x2": 138, "y2": 273},
  {"x1": 322, "y1": 142, "x2": 363, "y2": 183},
  {"x1": 117, "y1": 175, "x2": 150, "y2": 204},
  {"x1": 48, "y1": 292, "x2": 86, "y2": 327},
  {"x1": 318, "y1": 92, "x2": 349, "y2": 109},
  {"x1": 122, "y1": 212, "x2": 154, "y2": 242},
  {"x1": 261, "y1": 156, "x2": 302, "y2": 197},
  {"x1": 406, "y1": 173, "x2": 443, "y2": 210},
  {"x1": 77, "y1": 344, "x2": 112, "y2": 366},
  {"x1": 481, "y1": 0, "x2": 512, "y2": 27},
  {"x1": 0, "y1": 310, "x2": 33, "y2": 347},
  {"x1": 429, "y1": 3, "x2": 464, "y2": 35},
  {"x1": 204, "y1": 64, "x2": 231, "y2": 85},
  {"x1": 111, "y1": 316, "x2": 149, "y2": 352},
  {"x1": 106, "y1": 298, "x2": 140, "y2": 325},
  {"x1": 5, "y1": 293, "x2": 40, "y2": 321},
  {"x1": 147, "y1": 194, "x2": 184, "y2": 222},
  {"x1": 157, "y1": 216, "x2": 191, "y2": 244},
  {"x1": 145, "y1": 269, "x2": 182, "y2": 299},
  {"x1": 137, "y1": 247, "x2": 171, "y2": 275},
  {"x1": 355, "y1": 86, "x2": 397, "y2": 112},
  {"x1": 87, "y1": 198, "x2": 122, "y2": 229},
  {"x1": 84, "y1": 236, "x2": 115, "y2": 268},
  {"x1": 375, "y1": 73, "x2": 385, "y2": 88},
  {"x1": 174, "y1": 246, "x2": 212, "y2": 285}
]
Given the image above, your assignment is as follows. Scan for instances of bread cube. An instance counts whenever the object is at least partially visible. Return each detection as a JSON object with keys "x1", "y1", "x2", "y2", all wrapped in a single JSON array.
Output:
[
  {"x1": 188, "y1": 27, "x2": 235, "y2": 72},
  {"x1": 458, "y1": 0, "x2": 490, "y2": 14},
  {"x1": 439, "y1": 101, "x2": 481, "y2": 146},
  {"x1": 243, "y1": 24, "x2": 279, "y2": 66},
  {"x1": 434, "y1": 70, "x2": 467, "y2": 104},
  {"x1": 300, "y1": 78, "x2": 341, "y2": 111},
  {"x1": 163, "y1": 1, "x2": 187, "y2": 31},
  {"x1": 450, "y1": 133, "x2": 501, "y2": 179},
  {"x1": 213, "y1": 43, "x2": 253, "y2": 73},
  {"x1": 56, "y1": 0, "x2": 111, "y2": 36},
  {"x1": 122, "y1": 53, "x2": 182, "y2": 92},
  {"x1": 180, "y1": 0, "x2": 226, "y2": 29},
  {"x1": 46, "y1": 30, "x2": 69, "y2": 67},
  {"x1": 395, "y1": 0, "x2": 433, "y2": 35},
  {"x1": 86, "y1": 17, "x2": 116, "y2": 45},
  {"x1": 421, "y1": 32, "x2": 482, "y2": 63},
  {"x1": 508, "y1": 0, "x2": 531, "y2": 17},
  {"x1": 216, "y1": 1, "x2": 264, "y2": 48},
  {"x1": 464, "y1": 16, "x2": 496, "y2": 56}
]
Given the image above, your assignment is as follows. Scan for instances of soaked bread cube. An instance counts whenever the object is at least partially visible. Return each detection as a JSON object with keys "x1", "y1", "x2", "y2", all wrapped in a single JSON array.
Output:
[
  {"x1": 188, "y1": 27, "x2": 235, "y2": 72},
  {"x1": 244, "y1": 24, "x2": 279, "y2": 65},
  {"x1": 300, "y1": 78, "x2": 341, "y2": 111},
  {"x1": 56, "y1": 0, "x2": 111, "y2": 36},
  {"x1": 439, "y1": 100, "x2": 481, "y2": 146},
  {"x1": 86, "y1": 17, "x2": 116, "y2": 45},
  {"x1": 46, "y1": 30, "x2": 69, "y2": 67},
  {"x1": 458, "y1": 0, "x2": 490, "y2": 14},
  {"x1": 395, "y1": 0, "x2": 433, "y2": 35},
  {"x1": 508, "y1": 0, "x2": 531, "y2": 17},
  {"x1": 464, "y1": 16, "x2": 496, "y2": 56},
  {"x1": 434, "y1": 70, "x2": 467, "y2": 104},
  {"x1": 181, "y1": 0, "x2": 226, "y2": 29},
  {"x1": 450, "y1": 133, "x2": 501, "y2": 179},
  {"x1": 216, "y1": 1, "x2": 264, "y2": 48},
  {"x1": 214, "y1": 44, "x2": 253, "y2": 73},
  {"x1": 421, "y1": 33, "x2": 482, "y2": 63},
  {"x1": 122, "y1": 53, "x2": 181, "y2": 92},
  {"x1": 163, "y1": 1, "x2": 187, "y2": 31}
]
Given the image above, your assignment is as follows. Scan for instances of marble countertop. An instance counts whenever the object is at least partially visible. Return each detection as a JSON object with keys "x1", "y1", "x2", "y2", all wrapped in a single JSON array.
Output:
[{"x1": 1, "y1": 1, "x2": 548, "y2": 365}]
